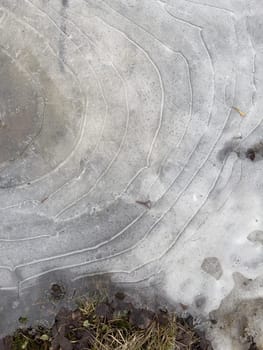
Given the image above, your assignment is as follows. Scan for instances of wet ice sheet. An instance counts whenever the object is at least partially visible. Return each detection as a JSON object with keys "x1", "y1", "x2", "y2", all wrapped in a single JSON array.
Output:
[{"x1": 0, "y1": 0, "x2": 263, "y2": 348}]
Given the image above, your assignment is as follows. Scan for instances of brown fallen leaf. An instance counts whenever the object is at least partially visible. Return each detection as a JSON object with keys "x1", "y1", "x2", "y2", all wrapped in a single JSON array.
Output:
[
  {"x1": 51, "y1": 332, "x2": 73, "y2": 350},
  {"x1": 72, "y1": 309, "x2": 82, "y2": 321},
  {"x1": 129, "y1": 308, "x2": 154, "y2": 329},
  {"x1": 52, "y1": 321, "x2": 73, "y2": 350},
  {"x1": 156, "y1": 309, "x2": 170, "y2": 326},
  {"x1": 95, "y1": 302, "x2": 113, "y2": 320}
]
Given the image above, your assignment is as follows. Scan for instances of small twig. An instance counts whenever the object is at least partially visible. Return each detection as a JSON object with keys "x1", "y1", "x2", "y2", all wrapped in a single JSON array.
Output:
[
  {"x1": 136, "y1": 200, "x2": 152, "y2": 209},
  {"x1": 232, "y1": 106, "x2": 246, "y2": 117},
  {"x1": 41, "y1": 196, "x2": 49, "y2": 204}
]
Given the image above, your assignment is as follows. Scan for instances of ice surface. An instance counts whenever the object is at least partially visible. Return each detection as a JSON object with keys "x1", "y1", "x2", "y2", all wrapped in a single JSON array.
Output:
[{"x1": 0, "y1": 0, "x2": 262, "y2": 348}]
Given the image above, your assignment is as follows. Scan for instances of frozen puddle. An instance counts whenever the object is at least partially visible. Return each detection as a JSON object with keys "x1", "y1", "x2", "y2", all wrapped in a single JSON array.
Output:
[{"x1": 0, "y1": 0, "x2": 263, "y2": 348}]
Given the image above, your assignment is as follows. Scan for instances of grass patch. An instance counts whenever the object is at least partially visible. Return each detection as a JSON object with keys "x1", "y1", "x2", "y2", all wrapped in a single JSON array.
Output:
[{"x1": 1, "y1": 294, "x2": 211, "y2": 350}]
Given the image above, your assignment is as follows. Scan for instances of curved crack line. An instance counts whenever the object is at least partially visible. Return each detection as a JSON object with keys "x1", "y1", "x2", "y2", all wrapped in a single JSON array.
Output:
[
  {"x1": 173, "y1": 54, "x2": 194, "y2": 148},
  {"x1": 0, "y1": 266, "x2": 13, "y2": 272},
  {"x1": 199, "y1": 30, "x2": 215, "y2": 126},
  {"x1": 185, "y1": 157, "x2": 242, "y2": 243},
  {"x1": 6, "y1": 1, "x2": 88, "y2": 189},
  {"x1": 216, "y1": 159, "x2": 242, "y2": 213},
  {"x1": 185, "y1": 0, "x2": 235, "y2": 16},
  {"x1": 240, "y1": 116, "x2": 263, "y2": 143},
  {"x1": 147, "y1": 148, "x2": 173, "y2": 194},
  {"x1": 0, "y1": 287, "x2": 17, "y2": 291},
  {"x1": 0, "y1": 200, "x2": 40, "y2": 211},
  {"x1": 19, "y1": 269, "x2": 159, "y2": 290},
  {"x1": 0, "y1": 7, "x2": 8, "y2": 27},
  {"x1": 245, "y1": 16, "x2": 257, "y2": 110},
  {"x1": 72, "y1": 269, "x2": 160, "y2": 284},
  {"x1": 0, "y1": 235, "x2": 50, "y2": 243},
  {"x1": 163, "y1": 4, "x2": 202, "y2": 30},
  {"x1": 112, "y1": 273, "x2": 158, "y2": 285},
  {"x1": 55, "y1": 60, "x2": 130, "y2": 219}
]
